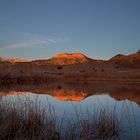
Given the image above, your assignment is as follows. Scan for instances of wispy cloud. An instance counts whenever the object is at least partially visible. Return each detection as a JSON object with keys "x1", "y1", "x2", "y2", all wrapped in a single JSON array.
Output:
[{"x1": 0, "y1": 38, "x2": 64, "y2": 50}]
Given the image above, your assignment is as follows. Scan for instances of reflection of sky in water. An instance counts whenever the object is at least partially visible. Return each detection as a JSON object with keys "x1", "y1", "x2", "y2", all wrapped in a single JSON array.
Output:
[{"x1": 2, "y1": 93, "x2": 140, "y2": 139}]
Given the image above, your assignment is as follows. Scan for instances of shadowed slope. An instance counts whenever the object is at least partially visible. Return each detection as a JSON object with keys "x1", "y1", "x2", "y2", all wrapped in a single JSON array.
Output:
[
  {"x1": 109, "y1": 54, "x2": 127, "y2": 61},
  {"x1": 109, "y1": 50, "x2": 140, "y2": 62}
]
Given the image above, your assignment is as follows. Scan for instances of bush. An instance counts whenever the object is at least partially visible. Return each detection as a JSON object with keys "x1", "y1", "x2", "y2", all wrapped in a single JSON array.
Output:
[
  {"x1": 101, "y1": 69, "x2": 104, "y2": 72},
  {"x1": 57, "y1": 66, "x2": 63, "y2": 70}
]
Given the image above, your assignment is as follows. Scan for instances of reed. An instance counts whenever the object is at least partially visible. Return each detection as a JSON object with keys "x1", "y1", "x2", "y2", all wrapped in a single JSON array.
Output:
[{"x1": 0, "y1": 97, "x2": 136, "y2": 140}]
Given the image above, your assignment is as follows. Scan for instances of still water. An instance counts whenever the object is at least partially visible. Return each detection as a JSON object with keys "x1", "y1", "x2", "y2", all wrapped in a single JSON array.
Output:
[{"x1": 0, "y1": 82, "x2": 140, "y2": 139}]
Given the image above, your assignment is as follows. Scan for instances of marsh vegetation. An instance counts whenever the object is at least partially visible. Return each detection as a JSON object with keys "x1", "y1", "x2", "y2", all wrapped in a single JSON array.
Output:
[{"x1": 0, "y1": 95, "x2": 139, "y2": 140}]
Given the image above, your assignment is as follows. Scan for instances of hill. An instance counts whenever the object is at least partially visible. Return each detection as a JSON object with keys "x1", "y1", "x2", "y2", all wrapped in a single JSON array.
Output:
[
  {"x1": 31, "y1": 53, "x2": 93, "y2": 65},
  {"x1": 0, "y1": 57, "x2": 29, "y2": 64},
  {"x1": 0, "y1": 50, "x2": 140, "y2": 83},
  {"x1": 109, "y1": 50, "x2": 140, "y2": 62}
]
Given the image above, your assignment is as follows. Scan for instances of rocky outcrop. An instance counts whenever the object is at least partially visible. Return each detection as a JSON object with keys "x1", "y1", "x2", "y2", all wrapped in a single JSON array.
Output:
[{"x1": 31, "y1": 53, "x2": 93, "y2": 65}]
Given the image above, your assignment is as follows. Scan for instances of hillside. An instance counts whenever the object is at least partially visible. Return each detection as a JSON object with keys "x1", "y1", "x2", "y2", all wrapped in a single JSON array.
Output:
[
  {"x1": 1, "y1": 50, "x2": 140, "y2": 65},
  {"x1": 0, "y1": 50, "x2": 140, "y2": 83},
  {"x1": 109, "y1": 50, "x2": 140, "y2": 62},
  {"x1": 0, "y1": 57, "x2": 29, "y2": 64},
  {"x1": 31, "y1": 53, "x2": 93, "y2": 65}
]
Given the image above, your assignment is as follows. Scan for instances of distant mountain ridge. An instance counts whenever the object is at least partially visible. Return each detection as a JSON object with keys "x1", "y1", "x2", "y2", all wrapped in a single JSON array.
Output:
[
  {"x1": 0, "y1": 50, "x2": 140, "y2": 84},
  {"x1": 0, "y1": 57, "x2": 29, "y2": 64},
  {"x1": 109, "y1": 50, "x2": 140, "y2": 62},
  {"x1": 31, "y1": 53, "x2": 93, "y2": 65},
  {"x1": 0, "y1": 50, "x2": 140, "y2": 65}
]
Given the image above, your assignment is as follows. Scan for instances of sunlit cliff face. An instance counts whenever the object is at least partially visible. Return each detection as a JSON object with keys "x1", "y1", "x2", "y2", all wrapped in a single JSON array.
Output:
[
  {"x1": 53, "y1": 53, "x2": 87, "y2": 59},
  {"x1": 49, "y1": 53, "x2": 91, "y2": 65}
]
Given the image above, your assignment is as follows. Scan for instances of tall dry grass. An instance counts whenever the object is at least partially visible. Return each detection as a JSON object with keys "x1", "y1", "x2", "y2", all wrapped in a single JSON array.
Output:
[
  {"x1": 0, "y1": 97, "x2": 138, "y2": 140},
  {"x1": 0, "y1": 98, "x2": 59, "y2": 140}
]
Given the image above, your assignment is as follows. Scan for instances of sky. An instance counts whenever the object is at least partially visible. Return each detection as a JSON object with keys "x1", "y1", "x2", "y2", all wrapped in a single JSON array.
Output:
[{"x1": 0, "y1": 0, "x2": 140, "y2": 60}]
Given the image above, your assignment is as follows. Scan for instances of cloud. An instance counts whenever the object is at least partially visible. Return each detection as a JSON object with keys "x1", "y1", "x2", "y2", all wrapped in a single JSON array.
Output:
[{"x1": 0, "y1": 37, "x2": 63, "y2": 50}]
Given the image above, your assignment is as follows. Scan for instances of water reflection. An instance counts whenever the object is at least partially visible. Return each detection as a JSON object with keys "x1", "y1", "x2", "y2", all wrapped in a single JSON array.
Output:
[
  {"x1": 0, "y1": 82, "x2": 140, "y2": 139},
  {"x1": 1, "y1": 82, "x2": 140, "y2": 104}
]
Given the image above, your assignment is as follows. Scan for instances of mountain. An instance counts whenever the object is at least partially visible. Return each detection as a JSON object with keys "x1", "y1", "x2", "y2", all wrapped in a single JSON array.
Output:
[
  {"x1": 110, "y1": 50, "x2": 140, "y2": 62},
  {"x1": 0, "y1": 57, "x2": 29, "y2": 64},
  {"x1": 0, "y1": 50, "x2": 140, "y2": 84},
  {"x1": 128, "y1": 50, "x2": 140, "y2": 61},
  {"x1": 1, "y1": 50, "x2": 140, "y2": 65},
  {"x1": 109, "y1": 54, "x2": 127, "y2": 61},
  {"x1": 31, "y1": 53, "x2": 93, "y2": 65},
  {"x1": 31, "y1": 50, "x2": 140, "y2": 66}
]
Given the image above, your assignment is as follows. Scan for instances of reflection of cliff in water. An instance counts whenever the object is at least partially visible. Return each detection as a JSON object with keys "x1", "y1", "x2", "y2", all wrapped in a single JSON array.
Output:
[{"x1": 0, "y1": 82, "x2": 140, "y2": 105}]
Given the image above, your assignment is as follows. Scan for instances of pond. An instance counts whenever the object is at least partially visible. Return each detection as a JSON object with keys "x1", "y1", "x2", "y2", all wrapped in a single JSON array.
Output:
[{"x1": 0, "y1": 82, "x2": 140, "y2": 140}]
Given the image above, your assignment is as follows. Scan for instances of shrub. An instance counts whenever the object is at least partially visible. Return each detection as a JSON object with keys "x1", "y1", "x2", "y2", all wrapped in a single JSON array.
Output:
[
  {"x1": 101, "y1": 69, "x2": 104, "y2": 72},
  {"x1": 57, "y1": 66, "x2": 63, "y2": 70}
]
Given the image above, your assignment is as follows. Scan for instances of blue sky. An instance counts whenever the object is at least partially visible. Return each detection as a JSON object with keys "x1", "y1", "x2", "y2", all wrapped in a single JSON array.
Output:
[{"x1": 0, "y1": 0, "x2": 140, "y2": 60}]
